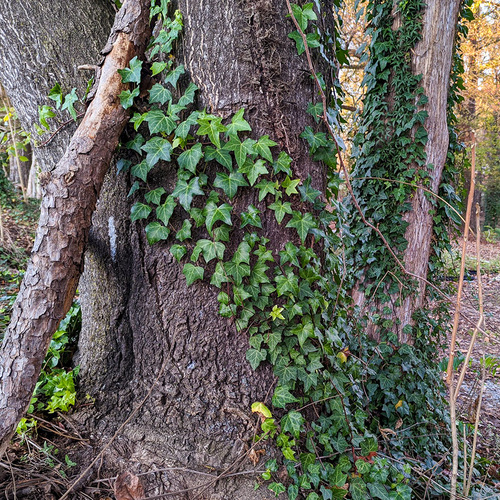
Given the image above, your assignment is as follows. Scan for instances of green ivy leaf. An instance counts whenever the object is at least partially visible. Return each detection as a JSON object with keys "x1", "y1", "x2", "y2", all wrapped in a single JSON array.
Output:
[
  {"x1": 298, "y1": 176, "x2": 321, "y2": 204},
  {"x1": 286, "y1": 211, "x2": 317, "y2": 243},
  {"x1": 272, "y1": 385, "x2": 298, "y2": 409},
  {"x1": 273, "y1": 151, "x2": 293, "y2": 176},
  {"x1": 38, "y1": 104, "x2": 56, "y2": 130},
  {"x1": 210, "y1": 262, "x2": 230, "y2": 287},
  {"x1": 176, "y1": 219, "x2": 192, "y2": 241},
  {"x1": 177, "y1": 143, "x2": 203, "y2": 173},
  {"x1": 119, "y1": 87, "x2": 140, "y2": 109},
  {"x1": 145, "y1": 221, "x2": 170, "y2": 244},
  {"x1": 149, "y1": 83, "x2": 172, "y2": 105},
  {"x1": 156, "y1": 195, "x2": 176, "y2": 226},
  {"x1": 131, "y1": 160, "x2": 152, "y2": 182},
  {"x1": 246, "y1": 348, "x2": 267, "y2": 370},
  {"x1": 238, "y1": 158, "x2": 268, "y2": 186},
  {"x1": 225, "y1": 108, "x2": 252, "y2": 138},
  {"x1": 130, "y1": 202, "x2": 152, "y2": 222},
  {"x1": 276, "y1": 270, "x2": 299, "y2": 297},
  {"x1": 145, "y1": 187, "x2": 166, "y2": 205},
  {"x1": 233, "y1": 241, "x2": 251, "y2": 264},
  {"x1": 164, "y1": 64, "x2": 185, "y2": 88},
  {"x1": 254, "y1": 135, "x2": 277, "y2": 162},
  {"x1": 118, "y1": 56, "x2": 142, "y2": 84},
  {"x1": 290, "y1": 2, "x2": 317, "y2": 31},
  {"x1": 268, "y1": 482, "x2": 286, "y2": 497},
  {"x1": 255, "y1": 179, "x2": 278, "y2": 202},
  {"x1": 204, "y1": 201, "x2": 233, "y2": 235},
  {"x1": 197, "y1": 114, "x2": 227, "y2": 148},
  {"x1": 281, "y1": 411, "x2": 304, "y2": 438},
  {"x1": 300, "y1": 126, "x2": 329, "y2": 153},
  {"x1": 144, "y1": 109, "x2": 177, "y2": 135},
  {"x1": 268, "y1": 200, "x2": 293, "y2": 224},
  {"x1": 240, "y1": 205, "x2": 262, "y2": 229},
  {"x1": 213, "y1": 224, "x2": 232, "y2": 242},
  {"x1": 182, "y1": 263, "x2": 204, "y2": 286},
  {"x1": 61, "y1": 88, "x2": 78, "y2": 120},
  {"x1": 282, "y1": 176, "x2": 301, "y2": 196},
  {"x1": 48, "y1": 83, "x2": 63, "y2": 109},
  {"x1": 306, "y1": 102, "x2": 323, "y2": 123},
  {"x1": 151, "y1": 61, "x2": 168, "y2": 76},
  {"x1": 224, "y1": 260, "x2": 250, "y2": 285},
  {"x1": 141, "y1": 136, "x2": 173, "y2": 166},
  {"x1": 116, "y1": 158, "x2": 132, "y2": 173},
  {"x1": 224, "y1": 136, "x2": 256, "y2": 168},
  {"x1": 191, "y1": 239, "x2": 225, "y2": 263},
  {"x1": 204, "y1": 146, "x2": 233, "y2": 170},
  {"x1": 178, "y1": 82, "x2": 198, "y2": 107},
  {"x1": 125, "y1": 133, "x2": 145, "y2": 153},
  {"x1": 360, "y1": 436, "x2": 378, "y2": 456},
  {"x1": 172, "y1": 177, "x2": 204, "y2": 211},
  {"x1": 213, "y1": 171, "x2": 248, "y2": 199},
  {"x1": 175, "y1": 111, "x2": 200, "y2": 140},
  {"x1": 350, "y1": 478, "x2": 367, "y2": 500},
  {"x1": 280, "y1": 242, "x2": 300, "y2": 267},
  {"x1": 170, "y1": 244, "x2": 187, "y2": 262}
]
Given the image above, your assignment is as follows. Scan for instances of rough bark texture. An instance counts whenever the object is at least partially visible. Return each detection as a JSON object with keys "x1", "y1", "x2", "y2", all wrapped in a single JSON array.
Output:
[
  {"x1": 396, "y1": 0, "x2": 461, "y2": 343},
  {"x1": 0, "y1": 0, "x2": 115, "y2": 171},
  {"x1": 75, "y1": 1, "x2": 320, "y2": 497},
  {"x1": 0, "y1": 0, "x2": 152, "y2": 458}
]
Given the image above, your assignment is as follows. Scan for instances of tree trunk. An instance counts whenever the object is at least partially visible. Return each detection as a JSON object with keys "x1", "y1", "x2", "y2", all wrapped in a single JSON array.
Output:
[{"x1": 0, "y1": 0, "x2": 152, "y2": 459}]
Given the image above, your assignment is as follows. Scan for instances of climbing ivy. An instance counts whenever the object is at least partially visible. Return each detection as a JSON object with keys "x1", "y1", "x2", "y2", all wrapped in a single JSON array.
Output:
[{"x1": 114, "y1": 0, "x2": 474, "y2": 498}]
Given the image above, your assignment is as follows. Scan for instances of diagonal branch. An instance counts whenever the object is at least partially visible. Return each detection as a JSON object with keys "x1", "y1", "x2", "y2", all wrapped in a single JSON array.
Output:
[{"x1": 0, "y1": 0, "x2": 152, "y2": 458}]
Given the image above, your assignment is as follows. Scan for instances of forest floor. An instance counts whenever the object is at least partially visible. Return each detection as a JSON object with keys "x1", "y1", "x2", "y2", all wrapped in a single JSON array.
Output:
[{"x1": 1, "y1": 191, "x2": 500, "y2": 498}]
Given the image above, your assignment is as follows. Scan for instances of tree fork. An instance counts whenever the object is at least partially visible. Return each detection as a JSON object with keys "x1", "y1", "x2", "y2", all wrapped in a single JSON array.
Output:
[{"x1": 0, "y1": 0, "x2": 152, "y2": 458}]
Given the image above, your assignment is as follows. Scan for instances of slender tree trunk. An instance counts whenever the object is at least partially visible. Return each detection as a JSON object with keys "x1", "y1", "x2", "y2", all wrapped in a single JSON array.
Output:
[{"x1": 0, "y1": 0, "x2": 152, "y2": 459}]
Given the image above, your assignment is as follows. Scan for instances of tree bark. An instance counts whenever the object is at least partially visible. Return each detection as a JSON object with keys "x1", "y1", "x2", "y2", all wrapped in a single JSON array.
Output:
[
  {"x1": 0, "y1": 0, "x2": 152, "y2": 459},
  {"x1": 75, "y1": 1, "x2": 320, "y2": 497}
]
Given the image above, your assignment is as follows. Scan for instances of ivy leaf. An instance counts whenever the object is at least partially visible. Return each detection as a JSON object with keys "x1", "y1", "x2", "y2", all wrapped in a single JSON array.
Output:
[
  {"x1": 48, "y1": 83, "x2": 63, "y2": 109},
  {"x1": 280, "y1": 242, "x2": 300, "y2": 267},
  {"x1": 156, "y1": 195, "x2": 176, "y2": 226},
  {"x1": 191, "y1": 239, "x2": 225, "y2": 263},
  {"x1": 197, "y1": 115, "x2": 227, "y2": 148},
  {"x1": 272, "y1": 385, "x2": 299, "y2": 409},
  {"x1": 225, "y1": 108, "x2": 252, "y2": 138},
  {"x1": 298, "y1": 176, "x2": 321, "y2": 204},
  {"x1": 164, "y1": 64, "x2": 185, "y2": 88},
  {"x1": 286, "y1": 211, "x2": 317, "y2": 243},
  {"x1": 360, "y1": 436, "x2": 378, "y2": 456},
  {"x1": 250, "y1": 260, "x2": 270, "y2": 285},
  {"x1": 255, "y1": 179, "x2": 277, "y2": 202},
  {"x1": 130, "y1": 202, "x2": 152, "y2": 222},
  {"x1": 130, "y1": 112, "x2": 147, "y2": 131},
  {"x1": 177, "y1": 143, "x2": 203, "y2": 173},
  {"x1": 290, "y1": 2, "x2": 317, "y2": 31},
  {"x1": 246, "y1": 348, "x2": 267, "y2": 370},
  {"x1": 141, "y1": 136, "x2": 172, "y2": 166},
  {"x1": 38, "y1": 104, "x2": 56, "y2": 130},
  {"x1": 145, "y1": 187, "x2": 166, "y2": 205},
  {"x1": 254, "y1": 135, "x2": 277, "y2": 162},
  {"x1": 204, "y1": 202, "x2": 232, "y2": 235},
  {"x1": 233, "y1": 241, "x2": 251, "y2": 264},
  {"x1": 131, "y1": 160, "x2": 152, "y2": 182},
  {"x1": 210, "y1": 262, "x2": 230, "y2": 287},
  {"x1": 214, "y1": 171, "x2": 248, "y2": 199},
  {"x1": 61, "y1": 88, "x2": 78, "y2": 120},
  {"x1": 176, "y1": 219, "x2": 192, "y2": 241},
  {"x1": 224, "y1": 261, "x2": 250, "y2": 285},
  {"x1": 119, "y1": 87, "x2": 140, "y2": 109},
  {"x1": 149, "y1": 83, "x2": 172, "y2": 105},
  {"x1": 175, "y1": 110, "x2": 200, "y2": 140},
  {"x1": 170, "y1": 244, "x2": 187, "y2": 262},
  {"x1": 276, "y1": 270, "x2": 299, "y2": 297},
  {"x1": 282, "y1": 176, "x2": 301, "y2": 196},
  {"x1": 240, "y1": 205, "x2": 262, "y2": 229},
  {"x1": 182, "y1": 263, "x2": 204, "y2": 286},
  {"x1": 144, "y1": 109, "x2": 177, "y2": 135},
  {"x1": 204, "y1": 146, "x2": 233, "y2": 170},
  {"x1": 224, "y1": 136, "x2": 256, "y2": 168},
  {"x1": 366, "y1": 483, "x2": 390, "y2": 500},
  {"x1": 238, "y1": 158, "x2": 268, "y2": 186},
  {"x1": 128, "y1": 180, "x2": 140, "y2": 197},
  {"x1": 178, "y1": 82, "x2": 198, "y2": 107},
  {"x1": 145, "y1": 222, "x2": 170, "y2": 244},
  {"x1": 273, "y1": 151, "x2": 293, "y2": 176},
  {"x1": 118, "y1": 56, "x2": 142, "y2": 83},
  {"x1": 125, "y1": 133, "x2": 145, "y2": 153},
  {"x1": 172, "y1": 177, "x2": 204, "y2": 211},
  {"x1": 151, "y1": 61, "x2": 168, "y2": 76},
  {"x1": 350, "y1": 478, "x2": 367, "y2": 500},
  {"x1": 300, "y1": 126, "x2": 329, "y2": 153},
  {"x1": 281, "y1": 411, "x2": 304, "y2": 438},
  {"x1": 268, "y1": 200, "x2": 293, "y2": 224},
  {"x1": 268, "y1": 483, "x2": 286, "y2": 497},
  {"x1": 116, "y1": 158, "x2": 132, "y2": 173},
  {"x1": 213, "y1": 224, "x2": 232, "y2": 242}
]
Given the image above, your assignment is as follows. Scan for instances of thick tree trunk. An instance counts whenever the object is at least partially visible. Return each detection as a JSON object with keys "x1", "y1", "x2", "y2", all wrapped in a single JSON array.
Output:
[
  {"x1": 0, "y1": 0, "x2": 115, "y2": 172},
  {"x1": 0, "y1": 0, "x2": 152, "y2": 459},
  {"x1": 75, "y1": 1, "x2": 320, "y2": 497}
]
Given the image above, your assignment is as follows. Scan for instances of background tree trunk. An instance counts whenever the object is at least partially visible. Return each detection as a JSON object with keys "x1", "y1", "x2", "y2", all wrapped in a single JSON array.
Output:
[{"x1": 0, "y1": 0, "x2": 115, "y2": 172}]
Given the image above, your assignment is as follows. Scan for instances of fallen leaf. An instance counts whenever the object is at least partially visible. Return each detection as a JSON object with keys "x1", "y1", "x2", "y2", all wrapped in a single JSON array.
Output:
[
  {"x1": 114, "y1": 471, "x2": 145, "y2": 500},
  {"x1": 249, "y1": 448, "x2": 265, "y2": 466}
]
